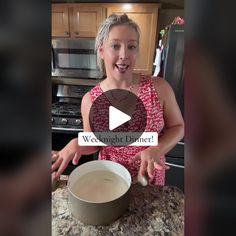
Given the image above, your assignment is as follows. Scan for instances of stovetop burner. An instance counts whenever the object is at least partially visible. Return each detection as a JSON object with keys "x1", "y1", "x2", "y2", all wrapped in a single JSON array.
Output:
[{"x1": 52, "y1": 102, "x2": 81, "y2": 117}]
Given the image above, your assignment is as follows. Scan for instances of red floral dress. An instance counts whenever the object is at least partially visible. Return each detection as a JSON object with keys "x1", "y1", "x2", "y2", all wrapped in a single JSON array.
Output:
[{"x1": 90, "y1": 75, "x2": 165, "y2": 185}]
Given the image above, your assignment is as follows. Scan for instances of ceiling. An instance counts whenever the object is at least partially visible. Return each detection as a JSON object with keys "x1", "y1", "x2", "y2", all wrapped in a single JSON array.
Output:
[{"x1": 51, "y1": 0, "x2": 184, "y2": 9}]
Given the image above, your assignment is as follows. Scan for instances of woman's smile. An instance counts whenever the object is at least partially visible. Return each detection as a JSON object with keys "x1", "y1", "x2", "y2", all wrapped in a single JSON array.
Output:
[{"x1": 115, "y1": 63, "x2": 130, "y2": 73}]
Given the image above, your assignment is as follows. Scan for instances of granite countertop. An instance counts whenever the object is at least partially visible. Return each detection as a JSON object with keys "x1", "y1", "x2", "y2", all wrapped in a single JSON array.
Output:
[{"x1": 52, "y1": 176, "x2": 184, "y2": 236}]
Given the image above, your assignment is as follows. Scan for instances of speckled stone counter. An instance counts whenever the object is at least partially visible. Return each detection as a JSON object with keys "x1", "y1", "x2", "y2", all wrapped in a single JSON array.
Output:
[{"x1": 52, "y1": 176, "x2": 184, "y2": 235}]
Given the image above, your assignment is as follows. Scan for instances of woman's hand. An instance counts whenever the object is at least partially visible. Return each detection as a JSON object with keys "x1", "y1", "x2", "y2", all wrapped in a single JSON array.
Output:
[
  {"x1": 51, "y1": 139, "x2": 81, "y2": 179},
  {"x1": 133, "y1": 147, "x2": 169, "y2": 179}
]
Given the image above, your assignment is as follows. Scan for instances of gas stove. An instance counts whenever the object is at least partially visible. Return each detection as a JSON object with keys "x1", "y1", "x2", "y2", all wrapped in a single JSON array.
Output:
[
  {"x1": 51, "y1": 102, "x2": 83, "y2": 133},
  {"x1": 51, "y1": 84, "x2": 93, "y2": 133},
  {"x1": 51, "y1": 102, "x2": 83, "y2": 132},
  {"x1": 51, "y1": 84, "x2": 99, "y2": 174}
]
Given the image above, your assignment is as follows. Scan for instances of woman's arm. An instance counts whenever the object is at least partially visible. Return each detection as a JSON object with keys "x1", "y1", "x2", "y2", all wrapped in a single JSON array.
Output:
[
  {"x1": 153, "y1": 77, "x2": 184, "y2": 155},
  {"x1": 134, "y1": 77, "x2": 184, "y2": 178}
]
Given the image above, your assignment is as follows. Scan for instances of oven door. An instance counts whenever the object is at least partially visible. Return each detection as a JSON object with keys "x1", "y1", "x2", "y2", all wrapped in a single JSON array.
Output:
[
  {"x1": 52, "y1": 129, "x2": 98, "y2": 175},
  {"x1": 51, "y1": 38, "x2": 102, "y2": 79}
]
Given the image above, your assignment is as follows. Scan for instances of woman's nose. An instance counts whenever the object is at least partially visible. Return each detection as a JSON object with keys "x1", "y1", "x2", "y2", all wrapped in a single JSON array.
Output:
[{"x1": 119, "y1": 47, "x2": 128, "y2": 60}]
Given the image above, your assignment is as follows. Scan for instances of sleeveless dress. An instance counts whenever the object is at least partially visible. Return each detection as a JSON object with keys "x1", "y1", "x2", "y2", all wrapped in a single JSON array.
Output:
[{"x1": 90, "y1": 75, "x2": 165, "y2": 185}]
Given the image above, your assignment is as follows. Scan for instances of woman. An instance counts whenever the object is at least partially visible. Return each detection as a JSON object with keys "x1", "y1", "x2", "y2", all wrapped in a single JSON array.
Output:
[{"x1": 52, "y1": 14, "x2": 184, "y2": 185}]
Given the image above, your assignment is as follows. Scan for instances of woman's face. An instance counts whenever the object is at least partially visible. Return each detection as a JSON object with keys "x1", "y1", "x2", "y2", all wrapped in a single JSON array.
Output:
[{"x1": 99, "y1": 25, "x2": 139, "y2": 80}]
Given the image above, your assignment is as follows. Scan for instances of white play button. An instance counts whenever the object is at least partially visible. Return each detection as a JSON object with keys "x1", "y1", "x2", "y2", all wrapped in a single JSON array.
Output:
[{"x1": 109, "y1": 106, "x2": 131, "y2": 131}]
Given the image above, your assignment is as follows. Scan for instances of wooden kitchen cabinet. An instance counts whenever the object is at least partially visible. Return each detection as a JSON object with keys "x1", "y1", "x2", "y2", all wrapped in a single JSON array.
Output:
[
  {"x1": 71, "y1": 6, "x2": 103, "y2": 38},
  {"x1": 52, "y1": 5, "x2": 70, "y2": 37},
  {"x1": 52, "y1": 3, "x2": 160, "y2": 74},
  {"x1": 106, "y1": 4, "x2": 161, "y2": 75},
  {"x1": 52, "y1": 4, "x2": 104, "y2": 38}
]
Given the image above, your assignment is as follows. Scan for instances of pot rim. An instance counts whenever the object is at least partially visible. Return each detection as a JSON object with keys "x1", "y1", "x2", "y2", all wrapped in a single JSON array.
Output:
[{"x1": 67, "y1": 160, "x2": 131, "y2": 204}]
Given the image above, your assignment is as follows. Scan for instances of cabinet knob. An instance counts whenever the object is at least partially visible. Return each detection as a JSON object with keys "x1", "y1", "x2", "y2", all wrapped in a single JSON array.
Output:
[{"x1": 75, "y1": 31, "x2": 79, "y2": 35}]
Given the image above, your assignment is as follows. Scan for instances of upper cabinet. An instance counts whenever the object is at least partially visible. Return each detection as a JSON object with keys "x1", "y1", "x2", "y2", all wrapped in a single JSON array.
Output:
[
  {"x1": 71, "y1": 6, "x2": 103, "y2": 38},
  {"x1": 52, "y1": 3, "x2": 160, "y2": 74},
  {"x1": 106, "y1": 4, "x2": 160, "y2": 75},
  {"x1": 52, "y1": 4, "x2": 104, "y2": 38},
  {"x1": 52, "y1": 5, "x2": 70, "y2": 37}
]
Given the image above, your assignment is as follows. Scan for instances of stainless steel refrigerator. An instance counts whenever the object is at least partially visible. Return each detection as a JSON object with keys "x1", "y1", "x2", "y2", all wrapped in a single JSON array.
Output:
[{"x1": 163, "y1": 24, "x2": 184, "y2": 191}]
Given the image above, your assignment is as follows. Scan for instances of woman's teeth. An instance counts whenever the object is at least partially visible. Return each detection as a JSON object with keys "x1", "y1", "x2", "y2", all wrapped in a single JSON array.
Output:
[{"x1": 115, "y1": 64, "x2": 129, "y2": 73}]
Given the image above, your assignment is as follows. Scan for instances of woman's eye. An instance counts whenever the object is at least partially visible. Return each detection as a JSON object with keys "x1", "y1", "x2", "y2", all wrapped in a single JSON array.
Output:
[
  {"x1": 128, "y1": 45, "x2": 137, "y2": 50},
  {"x1": 111, "y1": 44, "x2": 120, "y2": 50}
]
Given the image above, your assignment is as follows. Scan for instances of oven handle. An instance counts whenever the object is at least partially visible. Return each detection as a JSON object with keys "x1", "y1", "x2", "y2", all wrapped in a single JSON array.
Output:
[
  {"x1": 51, "y1": 45, "x2": 55, "y2": 72},
  {"x1": 165, "y1": 162, "x2": 184, "y2": 169},
  {"x1": 52, "y1": 127, "x2": 83, "y2": 132},
  {"x1": 178, "y1": 141, "x2": 184, "y2": 145}
]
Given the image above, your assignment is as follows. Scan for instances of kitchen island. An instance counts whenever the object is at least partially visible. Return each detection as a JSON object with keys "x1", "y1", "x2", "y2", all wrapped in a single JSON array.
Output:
[{"x1": 52, "y1": 176, "x2": 184, "y2": 235}]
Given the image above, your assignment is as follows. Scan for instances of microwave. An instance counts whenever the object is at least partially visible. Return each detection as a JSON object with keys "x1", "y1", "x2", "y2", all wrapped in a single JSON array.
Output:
[{"x1": 51, "y1": 38, "x2": 103, "y2": 79}]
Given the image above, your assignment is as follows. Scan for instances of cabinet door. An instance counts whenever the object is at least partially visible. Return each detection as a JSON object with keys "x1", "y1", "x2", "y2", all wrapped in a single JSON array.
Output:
[
  {"x1": 107, "y1": 5, "x2": 160, "y2": 75},
  {"x1": 71, "y1": 6, "x2": 103, "y2": 38},
  {"x1": 52, "y1": 5, "x2": 70, "y2": 37}
]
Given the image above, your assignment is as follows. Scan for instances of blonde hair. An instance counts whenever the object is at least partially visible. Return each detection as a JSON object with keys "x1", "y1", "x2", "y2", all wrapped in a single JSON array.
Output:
[{"x1": 95, "y1": 14, "x2": 140, "y2": 76}]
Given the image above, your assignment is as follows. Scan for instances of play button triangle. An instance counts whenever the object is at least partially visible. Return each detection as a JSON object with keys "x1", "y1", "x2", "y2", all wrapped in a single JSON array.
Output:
[{"x1": 109, "y1": 106, "x2": 131, "y2": 131}]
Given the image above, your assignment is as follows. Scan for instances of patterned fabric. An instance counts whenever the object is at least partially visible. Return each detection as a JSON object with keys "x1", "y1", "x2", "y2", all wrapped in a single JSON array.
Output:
[{"x1": 90, "y1": 75, "x2": 165, "y2": 185}]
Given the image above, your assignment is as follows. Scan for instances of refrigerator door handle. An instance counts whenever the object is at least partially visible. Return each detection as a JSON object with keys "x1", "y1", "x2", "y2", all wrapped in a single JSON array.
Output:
[{"x1": 165, "y1": 162, "x2": 184, "y2": 169}]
